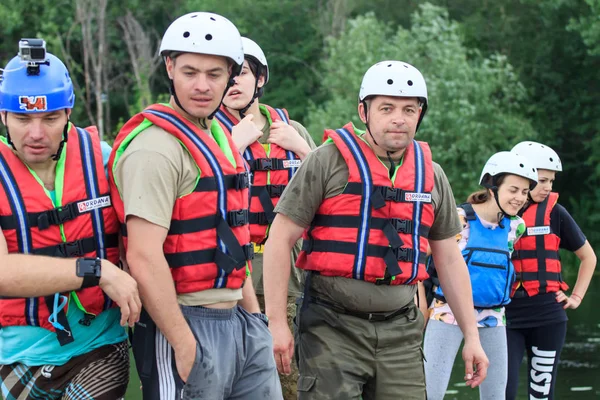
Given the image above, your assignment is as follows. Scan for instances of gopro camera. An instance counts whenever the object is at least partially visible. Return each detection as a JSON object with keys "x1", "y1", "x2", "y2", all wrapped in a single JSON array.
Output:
[{"x1": 19, "y1": 38, "x2": 47, "y2": 63}]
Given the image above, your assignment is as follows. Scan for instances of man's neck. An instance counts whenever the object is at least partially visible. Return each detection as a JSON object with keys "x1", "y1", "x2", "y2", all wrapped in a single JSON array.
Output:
[
  {"x1": 18, "y1": 154, "x2": 57, "y2": 191},
  {"x1": 169, "y1": 98, "x2": 212, "y2": 134}
]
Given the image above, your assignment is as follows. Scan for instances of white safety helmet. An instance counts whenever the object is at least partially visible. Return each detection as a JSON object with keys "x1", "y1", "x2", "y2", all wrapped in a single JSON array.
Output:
[
  {"x1": 511, "y1": 141, "x2": 562, "y2": 172},
  {"x1": 242, "y1": 37, "x2": 269, "y2": 84},
  {"x1": 159, "y1": 12, "x2": 244, "y2": 76},
  {"x1": 480, "y1": 151, "x2": 538, "y2": 189},
  {"x1": 359, "y1": 60, "x2": 428, "y2": 129}
]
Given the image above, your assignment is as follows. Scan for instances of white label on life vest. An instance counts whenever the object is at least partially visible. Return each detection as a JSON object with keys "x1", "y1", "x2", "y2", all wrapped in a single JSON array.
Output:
[
  {"x1": 77, "y1": 196, "x2": 111, "y2": 213},
  {"x1": 283, "y1": 159, "x2": 302, "y2": 169},
  {"x1": 404, "y1": 192, "x2": 432, "y2": 203},
  {"x1": 527, "y1": 226, "x2": 551, "y2": 236}
]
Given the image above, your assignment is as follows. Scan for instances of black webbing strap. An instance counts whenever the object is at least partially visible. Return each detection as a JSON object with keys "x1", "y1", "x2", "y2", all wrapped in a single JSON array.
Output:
[
  {"x1": 311, "y1": 214, "x2": 430, "y2": 238},
  {"x1": 0, "y1": 195, "x2": 108, "y2": 231},
  {"x1": 512, "y1": 249, "x2": 560, "y2": 260},
  {"x1": 168, "y1": 209, "x2": 249, "y2": 235},
  {"x1": 302, "y1": 239, "x2": 427, "y2": 275},
  {"x1": 247, "y1": 158, "x2": 287, "y2": 172},
  {"x1": 254, "y1": 187, "x2": 276, "y2": 225},
  {"x1": 32, "y1": 233, "x2": 118, "y2": 258},
  {"x1": 458, "y1": 203, "x2": 476, "y2": 221},
  {"x1": 250, "y1": 184, "x2": 286, "y2": 198},
  {"x1": 193, "y1": 173, "x2": 250, "y2": 192},
  {"x1": 44, "y1": 296, "x2": 74, "y2": 346},
  {"x1": 165, "y1": 243, "x2": 254, "y2": 273}
]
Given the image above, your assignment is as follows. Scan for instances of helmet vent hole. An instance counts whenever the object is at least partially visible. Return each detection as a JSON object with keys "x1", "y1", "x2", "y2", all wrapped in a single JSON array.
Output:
[
  {"x1": 183, "y1": 31, "x2": 190, "y2": 38},
  {"x1": 407, "y1": 80, "x2": 413, "y2": 86},
  {"x1": 549, "y1": 157, "x2": 553, "y2": 162},
  {"x1": 533, "y1": 168, "x2": 536, "y2": 172},
  {"x1": 205, "y1": 34, "x2": 213, "y2": 41},
  {"x1": 191, "y1": 15, "x2": 198, "y2": 18},
  {"x1": 519, "y1": 163, "x2": 524, "y2": 168},
  {"x1": 388, "y1": 64, "x2": 392, "y2": 67},
  {"x1": 387, "y1": 79, "x2": 394, "y2": 85},
  {"x1": 210, "y1": 17, "x2": 216, "y2": 21}
]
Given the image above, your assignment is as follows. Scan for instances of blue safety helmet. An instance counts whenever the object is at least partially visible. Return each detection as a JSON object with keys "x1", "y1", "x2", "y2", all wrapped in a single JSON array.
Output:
[{"x1": 0, "y1": 53, "x2": 75, "y2": 113}]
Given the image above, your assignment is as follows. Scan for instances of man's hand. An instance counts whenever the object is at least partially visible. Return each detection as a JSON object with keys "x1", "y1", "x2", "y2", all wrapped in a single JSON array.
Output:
[
  {"x1": 268, "y1": 121, "x2": 311, "y2": 158},
  {"x1": 99, "y1": 260, "x2": 141, "y2": 327},
  {"x1": 462, "y1": 337, "x2": 489, "y2": 388},
  {"x1": 269, "y1": 319, "x2": 294, "y2": 375},
  {"x1": 232, "y1": 114, "x2": 262, "y2": 153},
  {"x1": 174, "y1": 333, "x2": 198, "y2": 383}
]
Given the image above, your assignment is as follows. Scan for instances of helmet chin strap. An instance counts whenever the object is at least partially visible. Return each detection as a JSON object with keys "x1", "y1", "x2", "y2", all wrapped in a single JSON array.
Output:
[
  {"x1": 362, "y1": 100, "x2": 396, "y2": 177},
  {"x1": 51, "y1": 119, "x2": 69, "y2": 161},
  {"x1": 490, "y1": 186, "x2": 508, "y2": 229},
  {"x1": 237, "y1": 76, "x2": 260, "y2": 119}
]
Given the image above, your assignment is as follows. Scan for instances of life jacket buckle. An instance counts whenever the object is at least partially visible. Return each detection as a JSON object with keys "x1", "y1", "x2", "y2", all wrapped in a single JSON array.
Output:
[
  {"x1": 392, "y1": 219, "x2": 412, "y2": 234},
  {"x1": 259, "y1": 158, "x2": 273, "y2": 170},
  {"x1": 228, "y1": 209, "x2": 249, "y2": 227},
  {"x1": 235, "y1": 172, "x2": 250, "y2": 190},
  {"x1": 244, "y1": 243, "x2": 255, "y2": 261},
  {"x1": 266, "y1": 184, "x2": 285, "y2": 198},
  {"x1": 383, "y1": 187, "x2": 403, "y2": 202},
  {"x1": 394, "y1": 247, "x2": 413, "y2": 262},
  {"x1": 59, "y1": 240, "x2": 84, "y2": 257}
]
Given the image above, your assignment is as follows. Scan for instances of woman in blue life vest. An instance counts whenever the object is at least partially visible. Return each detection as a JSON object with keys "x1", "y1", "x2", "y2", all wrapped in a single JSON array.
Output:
[
  {"x1": 505, "y1": 142, "x2": 597, "y2": 400},
  {"x1": 423, "y1": 151, "x2": 538, "y2": 400}
]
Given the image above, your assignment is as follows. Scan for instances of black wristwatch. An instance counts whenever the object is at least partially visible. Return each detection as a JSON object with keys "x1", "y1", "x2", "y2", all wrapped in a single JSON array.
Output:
[{"x1": 76, "y1": 257, "x2": 102, "y2": 289}]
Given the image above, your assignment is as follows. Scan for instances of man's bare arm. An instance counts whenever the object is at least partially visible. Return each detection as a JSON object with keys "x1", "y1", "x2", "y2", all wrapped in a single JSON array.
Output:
[
  {"x1": 0, "y1": 227, "x2": 141, "y2": 326},
  {"x1": 239, "y1": 274, "x2": 261, "y2": 313},
  {"x1": 125, "y1": 216, "x2": 196, "y2": 381}
]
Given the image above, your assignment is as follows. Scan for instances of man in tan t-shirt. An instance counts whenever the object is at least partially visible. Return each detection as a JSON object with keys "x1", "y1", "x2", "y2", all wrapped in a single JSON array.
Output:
[
  {"x1": 109, "y1": 13, "x2": 281, "y2": 400},
  {"x1": 263, "y1": 61, "x2": 489, "y2": 399}
]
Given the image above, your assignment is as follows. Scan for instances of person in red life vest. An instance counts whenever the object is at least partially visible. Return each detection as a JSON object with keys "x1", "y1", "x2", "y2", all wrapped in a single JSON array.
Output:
[
  {"x1": 216, "y1": 36, "x2": 316, "y2": 399},
  {"x1": 262, "y1": 60, "x2": 489, "y2": 399},
  {"x1": 505, "y1": 141, "x2": 597, "y2": 400},
  {"x1": 0, "y1": 39, "x2": 140, "y2": 400},
  {"x1": 108, "y1": 13, "x2": 282, "y2": 400},
  {"x1": 424, "y1": 151, "x2": 537, "y2": 400}
]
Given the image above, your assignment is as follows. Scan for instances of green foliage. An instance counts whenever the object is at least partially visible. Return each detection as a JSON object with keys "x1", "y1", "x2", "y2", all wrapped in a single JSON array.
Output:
[{"x1": 306, "y1": 5, "x2": 537, "y2": 201}]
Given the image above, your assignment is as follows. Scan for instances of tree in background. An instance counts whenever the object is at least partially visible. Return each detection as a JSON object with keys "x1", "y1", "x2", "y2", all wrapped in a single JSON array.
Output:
[{"x1": 306, "y1": 4, "x2": 537, "y2": 200}]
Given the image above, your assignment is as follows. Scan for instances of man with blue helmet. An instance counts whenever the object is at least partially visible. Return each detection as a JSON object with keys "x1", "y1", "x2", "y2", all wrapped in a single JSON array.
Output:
[{"x1": 0, "y1": 38, "x2": 140, "y2": 400}]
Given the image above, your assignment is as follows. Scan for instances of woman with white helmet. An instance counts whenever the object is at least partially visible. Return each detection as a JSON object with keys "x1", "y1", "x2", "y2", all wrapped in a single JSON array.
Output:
[
  {"x1": 505, "y1": 142, "x2": 596, "y2": 400},
  {"x1": 424, "y1": 151, "x2": 537, "y2": 400},
  {"x1": 215, "y1": 35, "x2": 316, "y2": 400},
  {"x1": 109, "y1": 12, "x2": 282, "y2": 400}
]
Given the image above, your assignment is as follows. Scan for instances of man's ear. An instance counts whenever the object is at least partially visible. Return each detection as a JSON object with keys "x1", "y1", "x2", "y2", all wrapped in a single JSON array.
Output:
[
  {"x1": 358, "y1": 102, "x2": 367, "y2": 124},
  {"x1": 166, "y1": 57, "x2": 175, "y2": 80}
]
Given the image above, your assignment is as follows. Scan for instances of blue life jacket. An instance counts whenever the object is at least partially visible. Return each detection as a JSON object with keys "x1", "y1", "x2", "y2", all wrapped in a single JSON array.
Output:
[{"x1": 435, "y1": 203, "x2": 515, "y2": 308}]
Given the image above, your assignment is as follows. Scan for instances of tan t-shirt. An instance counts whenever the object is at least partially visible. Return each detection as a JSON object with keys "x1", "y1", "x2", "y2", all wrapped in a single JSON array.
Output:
[
  {"x1": 274, "y1": 137, "x2": 462, "y2": 313},
  {"x1": 114, "y1": 124, "x2": 242, "y2": 306},
  {"x1": 251, "y1": 119, "x2": 317, "y2": 297}
]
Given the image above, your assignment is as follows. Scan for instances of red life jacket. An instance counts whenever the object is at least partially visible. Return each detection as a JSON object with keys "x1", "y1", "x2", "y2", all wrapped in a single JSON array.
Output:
[
  {"x1": 511, "y1": 192, "x2": 568, "y2": 296},
  {"x1": 109, "y1": 104, "x2": 253, "y2": 293},
  {"x1": 215, "y1": 105, "x2": 301, "y2": 244},
  {"x1": 0, "y1": 125, "x2": 120, "y2": 345},
  {"x1": 296, "y1": 123, "x2": 434, "y2": 285}
]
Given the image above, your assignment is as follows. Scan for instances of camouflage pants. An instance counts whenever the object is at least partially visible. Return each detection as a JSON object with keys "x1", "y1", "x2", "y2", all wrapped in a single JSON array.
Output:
[
  {"x1": 256, "y1": 295, "x2": 299, "y2": 400},
  {"x1": 295, "y1": 299, "x2": 426, "y2": 400}
]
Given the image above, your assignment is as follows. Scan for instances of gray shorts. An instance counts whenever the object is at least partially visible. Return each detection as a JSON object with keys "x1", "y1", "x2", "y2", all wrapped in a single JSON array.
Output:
[{"x1": 132, "y1": 305, "x2": 282, "y2": 400}]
